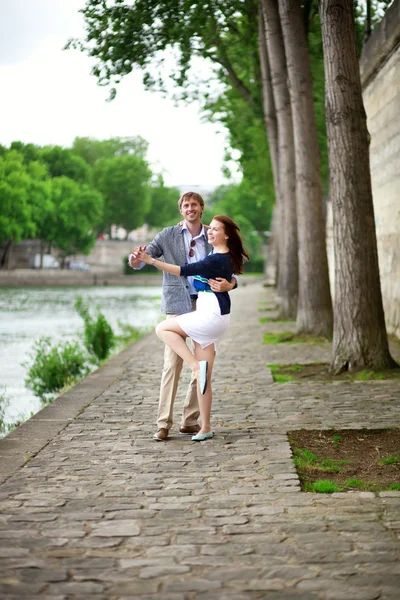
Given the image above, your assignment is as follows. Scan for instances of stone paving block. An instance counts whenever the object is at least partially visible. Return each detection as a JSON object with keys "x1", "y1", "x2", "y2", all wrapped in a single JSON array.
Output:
[{"x1": 0, "y1": 282, "x2": 399, "y2": 598}]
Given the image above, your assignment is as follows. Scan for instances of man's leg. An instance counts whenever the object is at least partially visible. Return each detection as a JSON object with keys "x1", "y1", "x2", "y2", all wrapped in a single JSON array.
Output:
[{"x1": 156, "y1": 314, "x2": 184, "y2": 433}]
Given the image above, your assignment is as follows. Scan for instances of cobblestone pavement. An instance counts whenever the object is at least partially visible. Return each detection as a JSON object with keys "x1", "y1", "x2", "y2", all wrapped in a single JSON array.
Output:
[{"x1": 0, "y1": 281, "x2": 399, "y2": 599}]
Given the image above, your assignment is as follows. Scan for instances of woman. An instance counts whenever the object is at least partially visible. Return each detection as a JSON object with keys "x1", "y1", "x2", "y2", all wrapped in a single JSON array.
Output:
[{"x1": 136, "y1": 215, "x2": 249, "y2": 441}]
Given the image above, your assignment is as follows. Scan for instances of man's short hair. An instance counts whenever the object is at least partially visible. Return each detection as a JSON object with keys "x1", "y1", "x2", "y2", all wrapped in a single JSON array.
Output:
[{"x1": 178, "y1": 191, "x2": 205, "y2": 210}]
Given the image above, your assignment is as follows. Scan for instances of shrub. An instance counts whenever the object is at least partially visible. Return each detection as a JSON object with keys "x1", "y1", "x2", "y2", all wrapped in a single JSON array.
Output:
[
  {"x1": 25, "y1": 337, "x2": 91, "y2": 402},
  {"x1": 243, "y1": 256, "x2": 264, "y2": 273},
  {"x1": 123, "y1": 256, "x2": 160, "y2": 275},
  {"x1": 0, "y1": 391, "x2": 16, "y2": 438},
  {"x1": 115, "y1": 321, "x2": 144, "y2": 349},
  {"x1": 75, "y1": 296, "x2": 115, "y2": 362}
]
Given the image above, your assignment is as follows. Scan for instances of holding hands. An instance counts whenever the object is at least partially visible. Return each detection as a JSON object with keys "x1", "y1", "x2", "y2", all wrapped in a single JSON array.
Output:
[
  {"x1": 135, "y1": 247, "x2": 153, "y2": 265},
  {"x1": 129, "y1": 245, "x2": 148, "y2": 268}
]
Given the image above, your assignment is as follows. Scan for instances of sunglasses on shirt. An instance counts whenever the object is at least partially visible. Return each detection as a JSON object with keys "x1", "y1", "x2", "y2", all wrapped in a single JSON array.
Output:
[{"x1": 189, "y1": 239, "x2": 196, "y2": 258}]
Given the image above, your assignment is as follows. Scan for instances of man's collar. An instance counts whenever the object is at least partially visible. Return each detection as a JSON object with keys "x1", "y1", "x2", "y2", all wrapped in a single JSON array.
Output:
[{"x1": 181, "y1": 222, "x2": 207, "y2": 238}]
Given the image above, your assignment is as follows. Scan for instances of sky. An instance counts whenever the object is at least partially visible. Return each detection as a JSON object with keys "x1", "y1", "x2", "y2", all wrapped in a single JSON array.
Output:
[{"x1": 0, "y1": 0, "x2": 235, "y2": 187}]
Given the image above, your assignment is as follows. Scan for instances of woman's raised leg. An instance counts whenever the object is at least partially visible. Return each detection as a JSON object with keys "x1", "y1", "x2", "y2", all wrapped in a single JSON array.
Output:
[{"x1": 155, "y1": 319, "x2": 199, "y2": 373}]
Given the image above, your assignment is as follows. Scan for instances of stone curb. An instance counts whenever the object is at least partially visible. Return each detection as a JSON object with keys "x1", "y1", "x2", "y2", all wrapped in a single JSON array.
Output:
[{"x1": 0, "y1": 332, "x2": 153, "y2": 480}]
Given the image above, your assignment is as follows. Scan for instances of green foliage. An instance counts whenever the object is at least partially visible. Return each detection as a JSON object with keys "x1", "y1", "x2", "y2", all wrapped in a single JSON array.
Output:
[
  {"x1": 268, "y1": 363, "x2": 299, "y2": 382},
  {"x1": 49, "y1": 176, "x2": 104, "y2": 259},
  {"x1": 293, "y1": 447, "x2": 349, "y2": 472},
  {"x1": 24, "y1": 337, "x2": 91, "y2": 402},
  {"x1": 72, "y1": 136, "x2": 149, "y2": 166},
  {"x1": 0, "y1": 150, "x2": 36, "y2": 244},
  {"x1": 331, "y1": 435, "x2": 342, "y2": 448},
  {"x1": 123, "y1": 256, "x2": 161, "y2": 276},
  {"x1": 344, "y1": 478, "x2": 368, "y2": 489},
  {"x1": 243, "y1": 256, "x2": 264, "y2": 273},
  {"x1": 75, "y1": 296, "x2": 115, "y2": 362},
  {"x1": 39, "y1": 146, "x2": 91, "y2": 184},
  {"x1": 388, "y1": 483, "x2": 400, "y2": 491},
  {"x1": 379, "y1": 454, "x2": 400, "y2": 465},
  {"x1": 263, "y1": 332, "x2": 296, "y2": 344},
  {"x1": 146, "y1": 175, "x2": 181, "y2": 228},
  {"x1": 263, "y1": 332, "x2": 330, "y2": 345},
  {"x1": 0, "y1": 391, "x2": 16, "y2": 438},
  {"x1": 115, "y1": 321, "x2": 145, "y2": 350},
  {"x1": 273, "y1": 373, "x2": 296, "y2": 383},
  {"x1": 93, "y1": 154, "x2": 151, "y2": 235},
  {"x1": 304, "y1": 480, "x2": 341, "y2": 493},
  {"x1": 353, "y1": 370, "x2": 386, "y2": 381}
]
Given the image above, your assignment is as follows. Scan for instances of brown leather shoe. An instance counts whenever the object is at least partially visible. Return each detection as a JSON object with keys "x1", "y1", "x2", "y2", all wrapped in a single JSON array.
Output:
[
  {"x1": 153, "y1": 428, "x2": 168, "y2": 441},
  {"x1": 179, "y1": 424, "x2": 201, "y2": 435}
]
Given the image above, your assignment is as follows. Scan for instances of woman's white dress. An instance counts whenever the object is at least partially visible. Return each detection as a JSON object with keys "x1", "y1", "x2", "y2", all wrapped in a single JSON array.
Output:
[{"x1": 176, "y1": 291, "x2": 230, "y2": 351}]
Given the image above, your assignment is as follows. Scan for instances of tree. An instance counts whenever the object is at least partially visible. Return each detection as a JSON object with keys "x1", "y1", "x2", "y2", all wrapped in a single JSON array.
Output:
[
  {"x1": 261, "y1": 0, "x2": 298, "y2": 318},
  {"x1": 0, "y1": 151, "x2": 36, "y2": 268},
  {"x1": 319, "y1": 0, "x2": 396, "y2": 372},
  {"x1": 278, "y1": 0, "x2": 332, "y2": 336},
  {"x1": 39, "y1": 146, "x2": 92, "y2": 184},
  {"x1": 25, "y1": 160, "x2": 53, "y2": 266},
  {"x1": 72, "y1": 136, "x2": 149, "y2": 166},
  {"x1": 49, "y1": 176, "x2": 104, "y2": 265},
  {"x1": 93, "y1": 154, "x2": 151, "y2": 236},
  {"x1": 146, "y1": 176, "x2": 180, "y2": 228}
]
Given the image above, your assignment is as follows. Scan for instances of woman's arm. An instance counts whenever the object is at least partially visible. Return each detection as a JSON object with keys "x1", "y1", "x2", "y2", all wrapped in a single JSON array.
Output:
[{"x1": 136, "y1": 249, "x2": 181, "y2": 276}]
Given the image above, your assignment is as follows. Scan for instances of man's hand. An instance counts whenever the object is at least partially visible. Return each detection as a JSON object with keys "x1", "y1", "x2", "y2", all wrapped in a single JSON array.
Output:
[
  {"x1": 208, "y1": 277, "x2": 234, "y2": 292},
  {"x1": 129, "y1": 245, "x2": 146, "y2": 268}
]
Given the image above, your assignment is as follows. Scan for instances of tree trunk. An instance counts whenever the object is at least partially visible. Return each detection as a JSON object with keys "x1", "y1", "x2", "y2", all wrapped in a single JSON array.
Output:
[
  {"x1": 40, "y1": 240, "x2": 45, "y2": 269},
  {"x1": 279, "y1": 0, "x2": 333, "y2": 337},
  {"x1": 1, "y1": 240, "x2": 13, "y2": 270},
  {"x1": 261, "y1": 0, "x2": 298, "y2": 319},
  {"x1": 364, "y1": 0, "x2": 372, "y2": 43},
  {"x1": 258, "y1": 5, "x2": 279, "y2": 190},
  {"x1": 319, "y1": 0, "x2": 396, "y2": 372},
  {"x1": 264, "y1": 203, "x2": 279, "y2": 285},
  {"x1": 258, "y1": 3, "x2": 280, "y2": 288}
]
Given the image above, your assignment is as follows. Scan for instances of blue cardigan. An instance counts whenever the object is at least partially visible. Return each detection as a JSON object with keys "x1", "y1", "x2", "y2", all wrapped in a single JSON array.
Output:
[{"x1": 180, "y1": 252, "x2": 233, "y2": 315}]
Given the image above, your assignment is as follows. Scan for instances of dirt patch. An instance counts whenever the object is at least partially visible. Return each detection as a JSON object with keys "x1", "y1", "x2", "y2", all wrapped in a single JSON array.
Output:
[
  {"x1": 288, "y1": 428, "x2": 400, "y2": 492},
  {"x1": 269, "y1": 363, "x2": 400, "y2": 382}
]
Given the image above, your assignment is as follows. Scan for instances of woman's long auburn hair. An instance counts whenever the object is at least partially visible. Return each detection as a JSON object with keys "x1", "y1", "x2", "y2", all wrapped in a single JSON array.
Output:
[{"x1": 212, "y1": 215, "x2": 250, "y2": 274}]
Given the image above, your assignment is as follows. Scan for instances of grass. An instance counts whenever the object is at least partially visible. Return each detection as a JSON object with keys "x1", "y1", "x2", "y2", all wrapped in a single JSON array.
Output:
[
  {"x1": 273, "y1": 373, "x2": 296, "y2": 382},
  {"x1": 379, "y1": 454, "x2": 400, "y2": 465},
  {"x1": 352, "y1": 370, "x2": 387, "y2": 381},
  {"x1": 289, "y1": 429, "x2": 400, "y2": 494},
  {"x1": 268, "y1": 364, "x2": 302, "y2": 383},
  {"x1": 344, "y1": 478, "x2": 368, "y2": 489},
  {"x1": 267, "y1": 363, "x2": 326, "y2": 382},
  {"x1": 259, "y1": 316, "x2": 295, "y2": 323},
  {"x1": 263, "y1": 332, "x2": 330, "y2": 345},
  {"x1": 305, "y1": 478, "x2": 400, "y2": 493},
  {"x1": 305, "y1": 480, "x2": 341, "y2": 493},
  {"x1": 388, "y1": 483, "x2": 400, "y2": 491},
  {"x1": 267, "y1": 362, "x2": 400, "y2": 383},
  {"x1": 292, "y1": 448, "x2": 349, "y2": 473}
]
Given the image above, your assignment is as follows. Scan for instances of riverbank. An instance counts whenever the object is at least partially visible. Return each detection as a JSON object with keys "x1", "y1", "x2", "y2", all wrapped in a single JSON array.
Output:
[
  {"x1": 0, "y1": 268, "x2": 162, "y2": 287},
  {"x1": 0, "y1": 269, "x2": 263, "y2": 287}
]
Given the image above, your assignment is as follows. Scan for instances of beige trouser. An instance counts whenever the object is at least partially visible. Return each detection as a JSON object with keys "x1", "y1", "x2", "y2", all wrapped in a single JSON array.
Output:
[{"x1": 156, "y1": 307, "x2": 200, "y2": 431}]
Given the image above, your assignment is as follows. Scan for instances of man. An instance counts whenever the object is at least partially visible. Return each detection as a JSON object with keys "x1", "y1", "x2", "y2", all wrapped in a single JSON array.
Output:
[{"x1": 129, "y1": 191, "x2": 237, "y2": 441}]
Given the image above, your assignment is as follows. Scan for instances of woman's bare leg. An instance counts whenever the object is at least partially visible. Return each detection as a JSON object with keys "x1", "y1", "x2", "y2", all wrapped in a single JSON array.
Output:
[
  {"x1": 194, "y1": 342, "x2": 216, "y2": 434},
  {"x1": 155, "y1": 319, "x2": 199, "y2": 374}
]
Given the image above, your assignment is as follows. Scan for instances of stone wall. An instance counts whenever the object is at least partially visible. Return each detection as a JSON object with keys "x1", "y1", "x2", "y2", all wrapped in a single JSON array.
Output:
[{"x1": 326, "y1": 0, "x2": 400, "y2": 338}]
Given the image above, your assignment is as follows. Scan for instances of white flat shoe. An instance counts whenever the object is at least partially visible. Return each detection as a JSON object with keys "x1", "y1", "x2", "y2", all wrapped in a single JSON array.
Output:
[
  {"x1": 192, "y1": 431, "x2": 214, "y2": 441},
  {"x1": 199, "y1": 360, "x2": 208, "y2": 395}
]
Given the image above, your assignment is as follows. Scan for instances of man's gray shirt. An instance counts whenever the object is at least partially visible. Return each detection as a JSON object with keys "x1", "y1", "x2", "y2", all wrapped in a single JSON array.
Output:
[{"x1": 145, "y1": 224, "x2": 211, "y2": 315}]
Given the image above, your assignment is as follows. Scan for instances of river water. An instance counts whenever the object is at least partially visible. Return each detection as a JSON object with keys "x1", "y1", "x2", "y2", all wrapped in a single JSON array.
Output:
[{"x1": 0, "y1": 285, "x2": 162, "y2": 425}]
